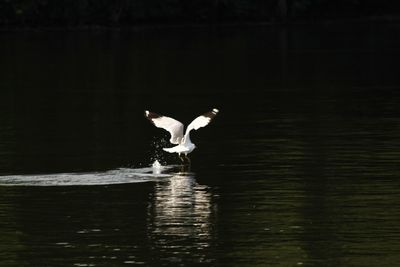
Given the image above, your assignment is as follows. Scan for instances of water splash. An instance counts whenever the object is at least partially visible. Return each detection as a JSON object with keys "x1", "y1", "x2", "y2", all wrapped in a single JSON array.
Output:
[
  {"x1": 149, "y1": 136, "x2": 169, "y2": 165},
  {"x1": 152, "y1": 160, "x2": 162, "y2": 168},
  {"x1": 152, "y1": 160, "x2": 162, "y2": 174}
]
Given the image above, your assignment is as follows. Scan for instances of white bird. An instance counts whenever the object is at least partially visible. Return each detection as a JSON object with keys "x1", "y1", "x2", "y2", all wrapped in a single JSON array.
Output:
[{"x1": 145, "y1": 108, "x2": 219, "y2": 164}]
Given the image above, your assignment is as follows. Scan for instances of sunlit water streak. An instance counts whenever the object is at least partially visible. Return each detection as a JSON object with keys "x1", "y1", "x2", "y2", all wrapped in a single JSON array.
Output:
[{"x1": 0, "y1": 165, "x2": 174, "y2": 186}]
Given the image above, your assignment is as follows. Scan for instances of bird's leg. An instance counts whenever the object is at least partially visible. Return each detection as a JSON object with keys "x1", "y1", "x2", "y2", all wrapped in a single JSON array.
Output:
[
  {"x1": 179, "y1": 154, "x2": 185, "y2": 164},
  {"x1": 184, "y1": 155, "x2": 191, "y2": 172},
  {"x1": 185, "y1": 154, "x2": 191, "y2": 165}
]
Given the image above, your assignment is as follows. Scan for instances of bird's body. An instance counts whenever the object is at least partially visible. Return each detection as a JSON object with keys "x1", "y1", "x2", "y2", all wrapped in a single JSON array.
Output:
[
  {"x1": 145, "y1": 108, "x2": 219, "y2": 163},
  {"x1": 163, "y1": 142, "x2": 195, "y2": 155}
]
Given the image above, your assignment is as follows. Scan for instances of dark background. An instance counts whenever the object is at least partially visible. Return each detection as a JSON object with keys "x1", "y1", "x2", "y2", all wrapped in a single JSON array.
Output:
[
  {"x1": 1, "y1": 0, "x2": 400, "y2": 28},
  {"x1": 1, "y1": 1, "x2": 400, "y2": 266}
]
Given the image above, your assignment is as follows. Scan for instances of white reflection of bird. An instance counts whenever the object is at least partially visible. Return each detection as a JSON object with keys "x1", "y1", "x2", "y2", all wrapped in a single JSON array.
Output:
[{"x1": 145, "y1": 108, "x2": 219, "y2": 164}]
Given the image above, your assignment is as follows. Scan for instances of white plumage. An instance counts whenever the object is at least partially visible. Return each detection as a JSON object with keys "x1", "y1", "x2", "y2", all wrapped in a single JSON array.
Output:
[{"x1": 145, "y1": 108, "x2": 219, "y2": 162}]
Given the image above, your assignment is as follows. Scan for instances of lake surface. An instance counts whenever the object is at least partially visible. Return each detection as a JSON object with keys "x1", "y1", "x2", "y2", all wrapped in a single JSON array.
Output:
[{"x1": 0, "y1": 24, "x2": 400, "y2": 266}]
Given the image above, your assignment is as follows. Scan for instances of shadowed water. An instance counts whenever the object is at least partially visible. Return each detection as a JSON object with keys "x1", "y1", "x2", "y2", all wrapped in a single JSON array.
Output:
[{"x1": 0, "y1": 24, "x2": 400, "y2": 266}]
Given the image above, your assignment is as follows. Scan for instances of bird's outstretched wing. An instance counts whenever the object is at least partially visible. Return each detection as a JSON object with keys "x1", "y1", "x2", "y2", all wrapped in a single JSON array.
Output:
[
  {"x1": 185, "y1": 108, "x2": 219, "y2": 137},
  {"x1": 145, "y1": 110, "x2": 184, "y2": 144}
]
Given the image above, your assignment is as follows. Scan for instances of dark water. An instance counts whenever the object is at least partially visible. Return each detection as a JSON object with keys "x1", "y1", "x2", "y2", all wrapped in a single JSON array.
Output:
[{"x1": 1, "y1": 24, "x2": 400, "y2": 266}]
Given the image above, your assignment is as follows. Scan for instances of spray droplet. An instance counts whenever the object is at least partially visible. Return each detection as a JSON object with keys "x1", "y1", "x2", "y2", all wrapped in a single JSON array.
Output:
[
  {"x1": 149, "y1": 136, "x2": 168, "y2": 165},
  {"x1": 152, "y1": 160, "x2": 162, "y2": 174},
  {"x1": 152, "y1": 160, "x2": 162, "y2": 168}
]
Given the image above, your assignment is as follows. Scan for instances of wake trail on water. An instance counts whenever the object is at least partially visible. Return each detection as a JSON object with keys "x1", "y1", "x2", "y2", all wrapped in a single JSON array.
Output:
[{"x1": 0, "y1": 162, "x2": 177, "y2": 187}]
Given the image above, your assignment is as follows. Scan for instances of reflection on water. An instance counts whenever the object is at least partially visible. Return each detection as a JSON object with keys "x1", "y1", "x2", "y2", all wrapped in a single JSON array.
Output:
[{"x1": 147, "y1": 173, "x2": 215, "y2": 264}]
